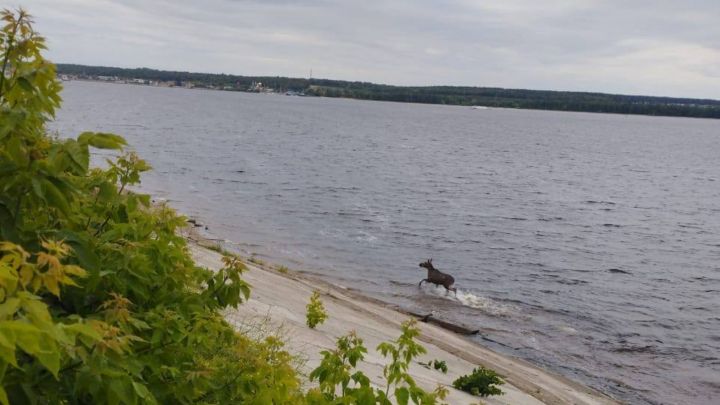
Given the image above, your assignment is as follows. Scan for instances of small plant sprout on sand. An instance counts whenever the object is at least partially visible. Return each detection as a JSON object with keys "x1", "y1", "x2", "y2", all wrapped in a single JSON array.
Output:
[
  {"x1": 419, "y1": 359, "x2": 448, "y2": 374},
  {"x1": 306, "y1": 290, "x2": 328, "y2": 329},
  {"x1": 376, "y1": 319, "x2": 450, "y2": 404},
  {"x1": 248, "y1": 255, "x2": 265, "y2": 266}
]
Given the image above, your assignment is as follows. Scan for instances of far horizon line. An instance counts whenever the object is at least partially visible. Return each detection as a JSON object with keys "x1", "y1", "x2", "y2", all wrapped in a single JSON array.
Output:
[{"x1": 55, "y1": 62, "x2": 720, "y2": 103}]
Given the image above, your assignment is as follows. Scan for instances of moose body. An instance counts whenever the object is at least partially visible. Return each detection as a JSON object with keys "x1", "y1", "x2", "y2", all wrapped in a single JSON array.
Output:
[{"x1": 419, "y1": 259, "x2": 457, "y2": 294}]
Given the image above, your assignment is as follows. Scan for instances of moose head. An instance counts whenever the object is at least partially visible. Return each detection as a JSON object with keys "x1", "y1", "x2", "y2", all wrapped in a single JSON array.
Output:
[{"x1": 419, "y1": 258, "x2": 434, "y2": 270}]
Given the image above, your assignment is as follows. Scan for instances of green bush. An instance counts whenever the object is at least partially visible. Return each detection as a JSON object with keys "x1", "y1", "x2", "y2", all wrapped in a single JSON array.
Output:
[
  {"x1": 452, "y1": 367, "x2": 504, "y2": 397},
  {"x1": 0, "y1": 9, "x2": 303, "y2": 404},
  {"x1": 306, "y1": 290, "x2": 328, "y2": 329},
  {"x1": 309, "y1": 319, "x2": 449, "y2": 404}
]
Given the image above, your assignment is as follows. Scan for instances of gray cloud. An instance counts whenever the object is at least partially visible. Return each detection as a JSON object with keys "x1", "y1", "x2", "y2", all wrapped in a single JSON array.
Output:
[{"x1": 17, "y1": 0, "x2": 720, "y2": 98}]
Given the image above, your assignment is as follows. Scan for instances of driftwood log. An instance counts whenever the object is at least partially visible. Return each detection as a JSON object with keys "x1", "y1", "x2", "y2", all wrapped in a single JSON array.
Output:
[{"x1": 407, "y1": 311, "x2": 479, "y2": 335}]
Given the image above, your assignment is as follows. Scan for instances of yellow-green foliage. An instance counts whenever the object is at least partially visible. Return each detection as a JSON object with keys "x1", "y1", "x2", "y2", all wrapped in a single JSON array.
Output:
[
  {"x1": 309, "y1": 320, "x2": 449, "y2": 404},
  {"x1": 0, "y1": 9, "x2": 303, "y2": 404},
  {"x1": 306, "y1": 290, "x2": 328, "y2": 329}
]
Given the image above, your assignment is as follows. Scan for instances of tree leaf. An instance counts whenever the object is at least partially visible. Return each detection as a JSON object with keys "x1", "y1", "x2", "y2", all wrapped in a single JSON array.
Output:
[
  {"x1": 108, "y1": 376, "x2": 136, "y2": 405},
  {"x1": 0, "y1": 298, "x2": 20, "y2": 319},
  {"x1": 40, "y1": 178, "x2": 70, "y2": 215},
  {"x1": 17, "y1": 77, "x2": 34, "y2": 92},
  {"x1": 395, "y1": 387, "x2": 409, "y2": 405},
  {"x1": 78, "y1": 132, "x2": 127, "y2": 150},
  {"x1": 21, "y1": 296, "x2": 53, "y2": 324},
  {"x1": 62, "y1": 323, "x2": 101, "y2": 342},
  {"x1": 132, "y1": 381, "x2": 154, "y2": 401},
  {"x1": 64, "y1": 139, "x2": 89, "y2": 174},
  {"x1": 0, "y1": 385, "x2": 9, "y2": 405},
  {"x1": 0, "y1": 329, "x2": 18, "y2": 367},
  {"x1": 55, "y1": 230, "x2": 100, "y2": 272},
  {"x1": 35, "y1": 349, "x2": 61, "y2": 379},
  {"x1": 0, "y1": 320, "x2": 60, "y2": 376},
  {"x1": 6, "y1": 136, "x2": 28, "y2": 167}
]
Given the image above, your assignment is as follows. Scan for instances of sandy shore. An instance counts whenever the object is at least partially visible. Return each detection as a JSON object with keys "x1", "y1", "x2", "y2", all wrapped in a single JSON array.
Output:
[{"x1": 188, "y1": 239, "x2": 619, "y2": 405}]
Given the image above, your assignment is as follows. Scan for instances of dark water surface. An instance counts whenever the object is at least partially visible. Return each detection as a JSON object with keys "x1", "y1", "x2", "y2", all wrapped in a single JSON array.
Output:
[{"x1": 53, "y1": 81, "x2": 720, "y2": 404}]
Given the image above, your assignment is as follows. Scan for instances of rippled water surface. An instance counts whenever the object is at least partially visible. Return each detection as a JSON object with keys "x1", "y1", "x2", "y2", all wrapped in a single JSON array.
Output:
[{"x1": 53, "y1": 81, "x2": 720, "y2": 404}]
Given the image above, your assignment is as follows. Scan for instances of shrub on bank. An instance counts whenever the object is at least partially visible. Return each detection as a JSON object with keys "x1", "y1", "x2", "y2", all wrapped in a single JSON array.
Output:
[
  {"x1": 452, "y1": 367, "x2": 505, "y2": 397},
  {"x1": 306, "y1": 290, "x2": 328, "y2": 329},
  {"x1": 0, "y1": 9, "x2": 302, "y2": 404}
]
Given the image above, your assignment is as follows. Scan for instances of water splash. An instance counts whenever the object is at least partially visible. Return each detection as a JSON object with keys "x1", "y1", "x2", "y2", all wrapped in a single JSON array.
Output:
[
  {"x1": 422, "y1": 284, "x2": 515, "y2": 316},
  {"x1": 456, "y1": 290, "x2": 517, "y2": 316}
]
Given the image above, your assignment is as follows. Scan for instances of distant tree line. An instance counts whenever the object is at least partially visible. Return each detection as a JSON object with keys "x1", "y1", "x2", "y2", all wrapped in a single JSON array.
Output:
[{"x1": 57, "y1": 64, "x2": 720, "y2": 119}]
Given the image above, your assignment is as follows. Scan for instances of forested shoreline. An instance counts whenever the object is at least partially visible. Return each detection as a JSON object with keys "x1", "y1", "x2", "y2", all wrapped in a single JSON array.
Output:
[{"x1": 57, "y1": 63, "x2": 720, "y2": 119}]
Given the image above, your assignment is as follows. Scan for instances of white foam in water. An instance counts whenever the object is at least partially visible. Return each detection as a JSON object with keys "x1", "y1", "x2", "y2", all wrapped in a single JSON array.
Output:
[
  {"x1": 558, "y1": 325, "x2": 578, "y2": 335},
  {"x1": 422, "y1": 284, "x2": 515, "y2": 316},
  {"x1": 353, "y1": 231, "x2": 378, "y2": 243}
]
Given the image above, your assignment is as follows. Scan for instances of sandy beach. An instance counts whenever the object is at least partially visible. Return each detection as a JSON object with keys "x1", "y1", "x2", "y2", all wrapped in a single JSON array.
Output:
[{"x1": 186, "y1": 235, "x2": 619, "y2": 405}]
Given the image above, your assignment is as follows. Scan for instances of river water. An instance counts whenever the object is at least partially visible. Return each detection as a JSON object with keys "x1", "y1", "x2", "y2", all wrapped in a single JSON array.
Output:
[{"x1": 52, "y1": 81, "x2": 720, "y2": 404}]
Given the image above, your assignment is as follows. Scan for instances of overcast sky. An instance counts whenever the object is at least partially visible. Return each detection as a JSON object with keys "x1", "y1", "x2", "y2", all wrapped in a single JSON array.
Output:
[{"x1": 17, "y1": 0, "x2": 720, "y2": 99}]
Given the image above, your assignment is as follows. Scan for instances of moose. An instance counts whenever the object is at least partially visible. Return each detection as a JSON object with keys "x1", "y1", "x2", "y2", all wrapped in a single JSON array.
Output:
[{"x1": 418, "y1": 259, "x2": 457, "y2": 294}]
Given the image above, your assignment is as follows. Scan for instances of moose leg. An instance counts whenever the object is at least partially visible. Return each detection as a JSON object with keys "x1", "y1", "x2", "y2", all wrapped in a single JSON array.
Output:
[
  {"x1": 443, "y1": 285, "x2": 458, "y2": 296},
  {"x1": 419, "y1": 279, "x2": 428, "y2": 287}
]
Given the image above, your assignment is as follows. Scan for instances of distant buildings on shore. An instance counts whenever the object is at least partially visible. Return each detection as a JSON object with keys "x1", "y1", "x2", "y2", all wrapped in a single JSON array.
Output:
[
  {"x1": 60, "y1": 74, "x2": 199, "y2": 89},
  {"x1": 58, "y1": 74, "x2": 285, "y2": 94},
  {"x1": 247, "y1": 81, "x2": 275, "y2": 93}
]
